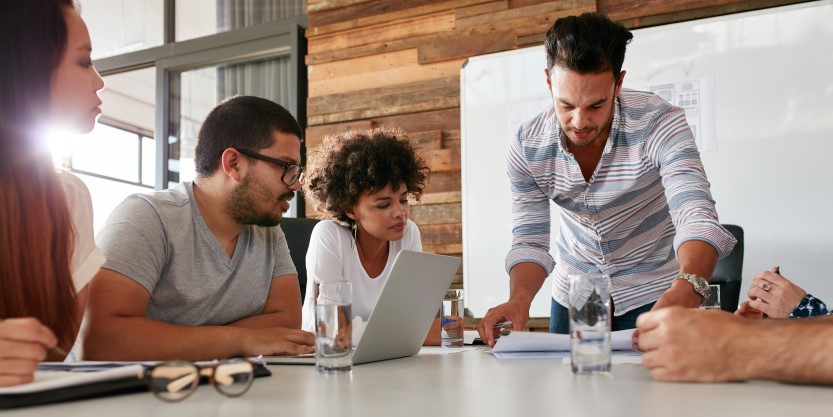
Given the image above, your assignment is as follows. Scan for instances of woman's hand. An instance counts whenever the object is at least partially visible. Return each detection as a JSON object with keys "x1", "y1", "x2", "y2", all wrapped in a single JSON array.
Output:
[{"x1": 0, "y1": 318, "x2": 58, "y2": 387}]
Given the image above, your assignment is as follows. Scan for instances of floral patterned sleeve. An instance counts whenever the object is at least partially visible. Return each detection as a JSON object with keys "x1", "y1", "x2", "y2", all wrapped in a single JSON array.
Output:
[{"x1": 789, "y1": 294, "x2": 829, "y2": 318}]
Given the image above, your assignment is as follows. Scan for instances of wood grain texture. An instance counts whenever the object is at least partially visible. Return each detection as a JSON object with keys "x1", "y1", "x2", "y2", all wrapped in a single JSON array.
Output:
[
  {"x1": 305, "y1": 120, "x2": 375, "y2": 148},
  {"x1": 309, "y1": 57, "x2": 465, "y2": 96},
  {"x1": 424, "y1": 170, "x2": 461, "y2": 195},
  {"x1": 606, "y1": 0, "x2": 814, "y2": 28},
  {"x1": 598, "y1": 0, "x2": 809, "y2": 22},
  {"x1": 308, "y1": 76, "x2": 460, "y2": 123},
  {"x1": 418, "y1": 191, "x2": 462, "y2": 205},
  {"x1": 419, "y1": 223, "x2": 463, "y2": 246},
  {"x1": 418, "y1": 29, "x2": 517, "y2": 64},
  {"x1": 309, "y1": 0, "x2": 446, "y2": 27},
  {"x1": 309, "y1": 11, "x2": 455, "y2": 55},
  {"x1": 309, "y1": 0, "x2": 495, "y2": 36},
  {"x1": 455, "y1": 1, "x2": 508, "y2": 19},
  {"x1": 410, "y1": 202, "x2": 462, "y2": 225}
]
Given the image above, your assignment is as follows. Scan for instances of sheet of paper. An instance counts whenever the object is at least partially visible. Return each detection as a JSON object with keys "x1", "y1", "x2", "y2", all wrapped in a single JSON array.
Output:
[
  {"x1": 492, "y1": 329, "x2": 638, "y2": 353},
  {"x1": 418, "y1": 346, "x2": 473, "y2": 355},
  {"x1": 493, "y1": 351, "x2": 571, "y2": 359},
  {"x1": 562, "y1": 352, "x2": 643, "y2": 365},
  {"x1": 0, "y1": 364, "x2": 144, "y2": 395}
]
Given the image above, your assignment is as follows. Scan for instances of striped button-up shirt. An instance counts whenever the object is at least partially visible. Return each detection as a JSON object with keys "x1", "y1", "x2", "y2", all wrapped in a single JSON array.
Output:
[{"x1": 506, "y1": 89, "x2": 737, "y2": 315}]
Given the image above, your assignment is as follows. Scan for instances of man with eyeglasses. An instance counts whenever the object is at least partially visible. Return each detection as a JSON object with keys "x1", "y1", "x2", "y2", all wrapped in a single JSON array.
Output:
[{"x1": 83, "y1": 96, "x2": 315, "y2": 361}]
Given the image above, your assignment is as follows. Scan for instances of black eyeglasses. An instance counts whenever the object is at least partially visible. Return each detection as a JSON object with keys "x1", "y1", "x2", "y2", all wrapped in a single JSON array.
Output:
[{"x1": 235, "y1": 148, "x2": 303, "y2": 186}]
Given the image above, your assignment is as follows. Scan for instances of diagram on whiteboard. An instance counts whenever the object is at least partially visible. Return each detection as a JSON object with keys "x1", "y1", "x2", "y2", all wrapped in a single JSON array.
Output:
[{"x1": 630, "y1": 77, "x2": 717, "y2": 151}]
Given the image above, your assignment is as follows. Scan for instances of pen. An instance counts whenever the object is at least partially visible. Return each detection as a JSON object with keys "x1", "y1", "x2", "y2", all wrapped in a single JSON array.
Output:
[
  {"x1": 50, "y1": 345, "x2": 68, "y2": 358},
  {"x1": 494, "y1": 320, "x2": 513, "y2": 329},
  {"x1": 774, "y1": 266, "x2": 780, "y2": 275}
]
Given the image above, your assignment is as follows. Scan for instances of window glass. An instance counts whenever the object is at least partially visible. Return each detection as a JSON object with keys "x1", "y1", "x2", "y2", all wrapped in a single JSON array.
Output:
[
  {"x1": 81, "y1": 0, "x2": 164, "y2": 59},
  {"x1": 174, "y1": 55, "x2": 293, "y2": 184},
  {"x1": 175, "y1": 0, "x2": 306, "y2": 41}
]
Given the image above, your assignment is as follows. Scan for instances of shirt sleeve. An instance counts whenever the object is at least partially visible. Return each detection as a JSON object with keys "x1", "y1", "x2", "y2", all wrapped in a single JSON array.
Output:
[
  {"x1": 96, "y1": 195, "x2": 169, "y2": 294},
  {"x1": 301, "y1": 221, "x2": 348, "y2": 332},
  {"x1": 271, "y1": 226, "x2": 297, "y2": 278},
  {"x1": 789, "y1": 294, "x2": 829, "y2": 318},
  {"x1": 647, "y1": 105, "x2": 737, "y2": 258},
  {"x1": 504, "y1": 126, "x2": 556, "y2": 275}
]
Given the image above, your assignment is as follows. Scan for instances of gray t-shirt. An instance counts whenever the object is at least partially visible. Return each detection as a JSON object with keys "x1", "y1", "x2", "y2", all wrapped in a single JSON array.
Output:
[{"x1": 97, "y1": 181, "x2": 296, "y2": 326}]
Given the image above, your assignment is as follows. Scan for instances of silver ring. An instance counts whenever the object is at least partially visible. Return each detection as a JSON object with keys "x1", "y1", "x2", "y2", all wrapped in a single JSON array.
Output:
[{"x1": 762, "y1": 283, "x2": 771, "y2": 292}]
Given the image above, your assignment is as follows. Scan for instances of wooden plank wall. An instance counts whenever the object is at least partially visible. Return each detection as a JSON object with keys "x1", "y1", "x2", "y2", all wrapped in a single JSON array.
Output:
[{"x1": 304, "y1": 0, "x2": 812, "y2": 288}]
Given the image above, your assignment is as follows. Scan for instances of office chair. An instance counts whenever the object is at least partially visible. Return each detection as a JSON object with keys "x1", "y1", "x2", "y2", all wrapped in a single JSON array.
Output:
[
  {"x1": 280, "y1": 217, "x2": 320, "y2": 302},
  {"x1": 709, "y1": 224, "x2": 744, "y2": 312}
]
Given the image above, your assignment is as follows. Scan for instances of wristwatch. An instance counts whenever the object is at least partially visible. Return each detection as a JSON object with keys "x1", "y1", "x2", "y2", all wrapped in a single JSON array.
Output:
[{"x1": 676, "y1": 273, "x2": 711, "y2": 300}]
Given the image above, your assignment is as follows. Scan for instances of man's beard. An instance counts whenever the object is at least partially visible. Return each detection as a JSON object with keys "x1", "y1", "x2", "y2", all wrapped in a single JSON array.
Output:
[{"x1": 227, "y1": 174, "x2": 293, "y2": 227}]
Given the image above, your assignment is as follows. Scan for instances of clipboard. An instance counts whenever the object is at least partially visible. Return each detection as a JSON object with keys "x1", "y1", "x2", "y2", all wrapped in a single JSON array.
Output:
[{"x1": 0, "y1": 361, "x2": 272, "y2": 410}]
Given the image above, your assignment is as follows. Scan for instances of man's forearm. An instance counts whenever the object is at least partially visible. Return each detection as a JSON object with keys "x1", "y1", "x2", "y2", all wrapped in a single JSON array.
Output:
[
  {"x1": 509, "y1": 262, "x2": 548, "y2": 304},
  {"x1": 230, "y1": 311, "x2": 300, "y2": 329},
  {"x1": 677, "y1": 240, "x2": 718, "y2": 279},
  {"x1": 749, "y1": 319, "x2": 833, "y2": 384},
  {"x1": 85, "y1": 316, "x2": 251, "y2": 362}
]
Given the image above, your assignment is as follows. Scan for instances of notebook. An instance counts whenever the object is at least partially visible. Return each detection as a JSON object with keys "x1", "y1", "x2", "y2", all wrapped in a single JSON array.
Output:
[
  {"x1": 0, "y1": 361, "x2": 272, "y2": 410},
  {"x1": 267, "y1": 250, "x2": 461, "y2": 365}
]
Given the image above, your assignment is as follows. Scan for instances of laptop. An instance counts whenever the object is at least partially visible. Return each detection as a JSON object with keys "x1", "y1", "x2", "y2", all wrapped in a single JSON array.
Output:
[{"x1": 266, "y1": 250, "x2": 460, "y2": 365}]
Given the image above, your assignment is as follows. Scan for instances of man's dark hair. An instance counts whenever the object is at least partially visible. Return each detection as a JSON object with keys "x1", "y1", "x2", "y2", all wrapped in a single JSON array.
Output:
[
  {"x1": 194, "y1": 95, "x2": 303, "y2": 176},
  {"x1": 545, "y1": 12, "x2": 633, "y2": 81},
  {"x1": 303, "y1": 126, "x2": 429, "y2": 227}
]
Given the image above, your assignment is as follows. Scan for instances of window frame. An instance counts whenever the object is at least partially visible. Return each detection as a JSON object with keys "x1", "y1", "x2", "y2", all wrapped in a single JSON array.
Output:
[{"x1": 92, "y1": 0, "x2": 307, "y2": 193}]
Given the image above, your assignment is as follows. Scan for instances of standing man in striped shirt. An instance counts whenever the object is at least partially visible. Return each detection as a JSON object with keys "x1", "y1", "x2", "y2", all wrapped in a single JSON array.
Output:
[{"x1": 477, "y1": 12, "x2": 736, "y2": 346}]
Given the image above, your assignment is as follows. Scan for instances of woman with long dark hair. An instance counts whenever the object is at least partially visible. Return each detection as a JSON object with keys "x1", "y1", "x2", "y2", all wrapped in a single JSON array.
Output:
[{"x1": 0, "y1": 0, "x2": 106, "y2": 386}]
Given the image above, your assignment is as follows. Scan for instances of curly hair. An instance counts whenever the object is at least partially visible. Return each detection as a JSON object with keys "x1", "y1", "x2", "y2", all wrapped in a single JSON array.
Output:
[{"x1": 303, "y1": 126, "x2": 429, "y2": 226}]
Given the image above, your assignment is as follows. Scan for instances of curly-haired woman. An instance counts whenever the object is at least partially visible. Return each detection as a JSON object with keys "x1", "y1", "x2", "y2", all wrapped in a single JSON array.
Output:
[{"x1": 301, "y1": 127, "x2": 442, "y2": 344}]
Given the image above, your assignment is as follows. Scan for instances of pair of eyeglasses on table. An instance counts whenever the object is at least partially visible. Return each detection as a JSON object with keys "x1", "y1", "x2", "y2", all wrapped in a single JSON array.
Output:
[{"x1": 145, "y1": 358, "x2": 256, "y2": 402}]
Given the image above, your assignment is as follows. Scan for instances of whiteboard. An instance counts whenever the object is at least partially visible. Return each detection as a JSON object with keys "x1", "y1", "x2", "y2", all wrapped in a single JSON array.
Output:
[{"x1": 461, "y1": 1, "x2": 833, "y2": 318}]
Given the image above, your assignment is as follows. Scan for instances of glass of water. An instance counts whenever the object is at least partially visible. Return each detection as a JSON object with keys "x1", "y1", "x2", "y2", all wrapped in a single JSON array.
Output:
[
  {"x1": 441, "y1": 289, "x2": 464, "y2": 348},
  {"x1": 700, "y1": 284, "x2": 721, "y2": 310},
  {"x1": 314, "y1": 280, "x2": 353, "y2": 373},
  {"x1": 568, "y1": 273, "x2": 612, "y2": 374}
]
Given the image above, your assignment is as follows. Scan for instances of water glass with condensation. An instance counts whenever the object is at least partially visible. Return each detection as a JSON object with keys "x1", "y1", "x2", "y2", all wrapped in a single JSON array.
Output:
[
  {"x1": 700, "y1": 284, "x2": 721, "y2": 310},
  {"x1": 441, "y1": 289, "x2": 464, "y2": 348},
  {"x1": 568, "y1": 273, "x2": 612, "y2": 374},
  {"x1": 314, "y1": 280, "x2": 353, "y2": 373}
]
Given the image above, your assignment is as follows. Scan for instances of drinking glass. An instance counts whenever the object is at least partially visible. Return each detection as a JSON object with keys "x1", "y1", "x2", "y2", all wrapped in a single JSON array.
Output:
[
  {"x1": 700, "y1": 284, "x2": 721, "y2": 310},
  {"x1": 314, "y1": 280, "x2": 353, "y2": 373},
  {"x1": 568, "y1": 273, "x2": 612, "y2": 374},
  {"x1": 441, "y1": 289, "x2": 464, "y2": 348}
]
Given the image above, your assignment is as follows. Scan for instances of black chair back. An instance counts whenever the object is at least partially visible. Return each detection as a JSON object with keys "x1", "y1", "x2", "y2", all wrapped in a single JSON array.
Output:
[
  {"x1": 709, "y1": 224, "x2": 744, "y2": 312},
  {"x1": 280, "y1": 217, "x2": 321, "y2": 302}
]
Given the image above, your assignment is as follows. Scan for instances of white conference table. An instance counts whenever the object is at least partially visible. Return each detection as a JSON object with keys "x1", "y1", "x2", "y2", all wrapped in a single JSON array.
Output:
[{"x1": 6, "y1": 348, "x2": 833, "y2": 417}]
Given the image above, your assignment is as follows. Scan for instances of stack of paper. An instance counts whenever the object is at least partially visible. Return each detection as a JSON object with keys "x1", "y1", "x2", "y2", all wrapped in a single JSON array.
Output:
[{"x1": 491, "y1": 328, "x2": 642, "y2": 364}]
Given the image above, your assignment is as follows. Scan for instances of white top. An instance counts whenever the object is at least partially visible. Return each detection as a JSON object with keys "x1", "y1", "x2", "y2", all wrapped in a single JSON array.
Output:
[
  {"x1": 301, "y1": 219, "x2": 422, "y2": 332},
  {"x1": 56, "y1": 170, "x2": 105, "y2": 293}
]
